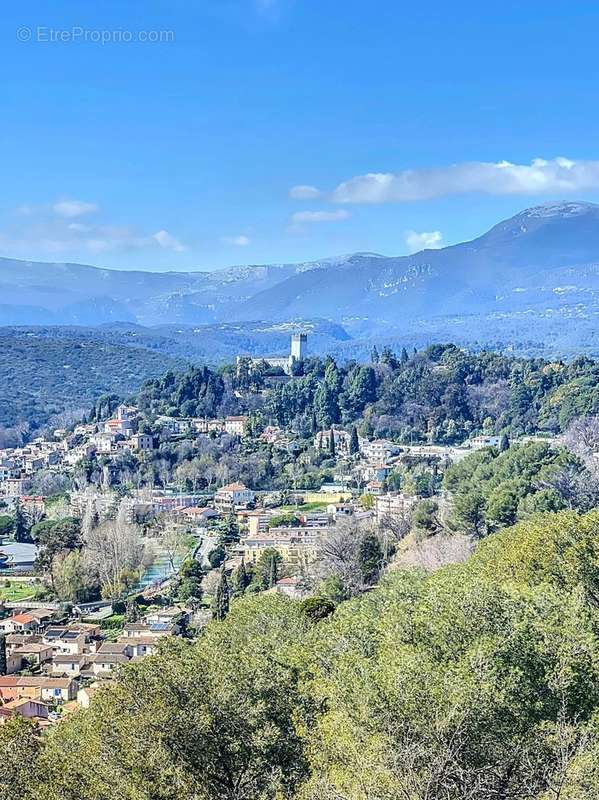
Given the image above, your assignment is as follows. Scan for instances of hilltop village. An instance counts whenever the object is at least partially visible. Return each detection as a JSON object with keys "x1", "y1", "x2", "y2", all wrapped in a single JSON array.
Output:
[{"x1": 3, "y1": 336, "x2": 599, "y2": 728}]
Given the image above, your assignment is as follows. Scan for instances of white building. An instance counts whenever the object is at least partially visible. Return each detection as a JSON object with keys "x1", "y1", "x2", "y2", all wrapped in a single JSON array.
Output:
[
  {"x1": 214, "y1": 482, "x2": 255, "y2": 512},
  {"x1": 374, "y1": 493, "x2": 418, "y2": 523}
]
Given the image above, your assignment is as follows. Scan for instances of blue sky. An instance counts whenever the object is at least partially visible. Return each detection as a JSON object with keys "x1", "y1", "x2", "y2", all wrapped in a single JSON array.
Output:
[{"x1": 2, "y1": 0, "x2": 599, "y2": 270}]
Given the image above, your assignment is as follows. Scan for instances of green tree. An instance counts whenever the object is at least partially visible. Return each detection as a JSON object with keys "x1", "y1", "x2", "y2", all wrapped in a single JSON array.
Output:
[
  {"x1": 218, "y1": 513, "x2": 240, "y2": 547},
  {"x1": 233, "y1": 559, "x2": 251, "y2": 595},
  {"x1": 349, "y1": 426, "x2": 360, "y2": 456},
  {"x1": 208, "y1": 545, "x2": 226, "y2": 569},
  {"x1": 453, "y1": 488, "x2": 487, "y2": 536},
  {"x1": 257, "y1": 548, "x2": 283, "y2": 589},
  {"x1": 413, "y1": 498, "x2": 438, "y2": 531},
  {"x1": 213, "y1": 567, "x2": 230, "y2": 621},
  {"x1": 358, "y1": 533, "x2": 383, "y2": 585},
  {"x1": 32, "y1": 517, "x2": 82, "y2": 573},
  {"x1": 0, "y1": 516, "x2": 13, "y2": 539},
  {"x1": 125, "y1": 597, "x2": 141, "y2": 623},
  {"x1": 13, "y1": 501, "x2": 31, "y2": 543},
  {"x1": 0, "y1": 717, "x2": 41, "y2": 800}
]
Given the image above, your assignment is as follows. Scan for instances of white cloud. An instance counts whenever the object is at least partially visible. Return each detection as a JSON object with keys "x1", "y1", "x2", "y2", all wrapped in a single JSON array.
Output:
[
  {"x1": 405, "y1": 230, "x2": 444, "y2": 253},
  {"x1": 291, "y1": 209, "x2": 351, "y2": 224},
  {"x1": 152, "y1": 229, "x2": 187, "y2": 252},
  {"x1": 53, "y1": 199, "x2": 99, "y2": 218},
  {"x1": 289, "y1": 184, "x2": 321, "y2": 200},
  {"x1": 221, "y1": 234, "x2": 251, "y2": 246},
  {"x1": 330, "y1": 157, "x2": 599, "y2": 204},
  {"x1": 0, "y1": 203, "x2": 187, "y2": 257}
]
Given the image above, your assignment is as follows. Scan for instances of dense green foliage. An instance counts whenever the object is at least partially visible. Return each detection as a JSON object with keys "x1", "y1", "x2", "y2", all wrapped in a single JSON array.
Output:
[
  {"x1": 9, "y1": 338, "x2": 599, "y2": 449},
  {"x1": 0, "y1": 335, "x2": 185, "y2": 430},
  {"x1": 137, "y1": 366, "x2": 225, "y2": 418},
  {"x1": 259, "y1": 345, "x2": 599, "y2": 444},
  {"x1": 445, "y1": 440, "x2": 599, "y2": 535},
  {"x1": 6, "y1": 510, "x2": 599, "y2": 798}
]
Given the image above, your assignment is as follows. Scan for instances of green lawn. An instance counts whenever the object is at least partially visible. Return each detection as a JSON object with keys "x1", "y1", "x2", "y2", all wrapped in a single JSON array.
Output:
[
  {"x1": 278, "y1": 502, "x2": 329, "y2": 513},
  {"x1": 0, "y1": 580, "x2": 37, "y2": 602}
]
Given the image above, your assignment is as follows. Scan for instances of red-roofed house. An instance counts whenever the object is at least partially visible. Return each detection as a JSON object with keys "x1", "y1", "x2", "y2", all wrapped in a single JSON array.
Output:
[
  {"x1": 0, "y1": 614, "x2": 37, "y2": 635},
  {"x1": 214, "y1": 483, "x2": 254, "y2": 512}
]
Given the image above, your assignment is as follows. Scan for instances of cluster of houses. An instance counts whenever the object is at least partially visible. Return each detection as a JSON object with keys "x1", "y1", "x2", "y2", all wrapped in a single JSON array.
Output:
[
  {"x1": 85, "y1": 406, "x2": 249, "y2": 458},
  {"x1": 0, "y1": 603, "x2": 190, "y2": 726},
  {"x1": 0, "y1": 404, "x2": 249, "y2": 505}
]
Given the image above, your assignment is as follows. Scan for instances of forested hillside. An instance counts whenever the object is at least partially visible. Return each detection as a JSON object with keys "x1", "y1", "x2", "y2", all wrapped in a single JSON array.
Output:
[
  {"x1": 136, "y1": 343, "x2": 599, "y2": 444},
  {"x1": 0, "y1": 335, "x2": 186, "y2": 430},
  {"x1": 4, "y1": 509, "x2": 599, "y2": 799}
]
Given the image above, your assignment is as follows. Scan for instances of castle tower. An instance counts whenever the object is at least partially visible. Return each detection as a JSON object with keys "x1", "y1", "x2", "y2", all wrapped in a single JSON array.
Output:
[{"x1": 290, "y1": 332, "x2": 308, "y2": 361}]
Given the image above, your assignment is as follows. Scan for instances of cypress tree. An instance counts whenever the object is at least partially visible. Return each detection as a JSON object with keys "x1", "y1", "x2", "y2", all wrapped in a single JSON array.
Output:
[
  {"x1": 13, "y1": 501, "x2": 30, "y2": 544},
  {"x1": 268, "y1": 555, "x2": 278, "y2": 588},
  {"x1": 213, "y1": 567, "x2": 230, "y2": 622},
  {"x1": 234, "y1": 559, "x2": 250, "y2": 594},
  {"x1": 310, "y1": 410, "x2": 318, "y2": 436},
  {"x1": 499, "y1": 433, "x2": 510, "y2": 452},
  {"x1": 329, "y1": 429, "x2": 336, "y2": 457},
  {"x1": 0, "y1": 634, "x2": 6, "y2": 676},
  {"x1": 125, "y1": 597, "x2": 140, "y2": 623},
  {"x1": 349, "y1": 426, "x2": 360, "y2": 456}
]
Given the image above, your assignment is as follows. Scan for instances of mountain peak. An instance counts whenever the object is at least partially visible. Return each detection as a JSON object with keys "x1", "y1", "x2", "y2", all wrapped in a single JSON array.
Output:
[{"x1": 519, "y1": 200, "x2": 599, "y2": 219}]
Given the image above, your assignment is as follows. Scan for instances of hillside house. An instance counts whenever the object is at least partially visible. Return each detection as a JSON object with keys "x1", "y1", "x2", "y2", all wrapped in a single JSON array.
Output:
[{"x1": 214, "y1": 482, "x2": 254, "y2": 512}]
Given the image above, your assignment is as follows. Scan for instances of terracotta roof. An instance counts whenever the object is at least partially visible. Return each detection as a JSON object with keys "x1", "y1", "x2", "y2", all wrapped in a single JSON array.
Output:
[
  {"x1": 219, "y1": 482, "x2": 248, "y2": 492},
  {"x1": 7, "y1": 614, "x2": 35, "y2": 625}
]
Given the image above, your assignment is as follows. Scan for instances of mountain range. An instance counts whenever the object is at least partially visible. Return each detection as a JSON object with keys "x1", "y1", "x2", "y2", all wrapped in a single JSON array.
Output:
[{"x1": 4, "y1": 201, "x2": 599, "y2": 357}]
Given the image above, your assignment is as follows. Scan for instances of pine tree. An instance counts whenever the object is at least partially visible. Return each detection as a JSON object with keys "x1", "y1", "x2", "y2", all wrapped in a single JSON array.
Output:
[
  {"x1": 400, "y1": 346, "x2": 409, "y2": 364},
  {"x1": 349, "y1": 426, "x2": 360, "y2": 456},
  {"x1": 0, "y1": 634, "x2": 6, "y2": 676},
  {"x1": 213, "y1": 567, "x2": 230, "y2": 621},
  {"x1": 371, "y1": 345, "x2": 380, "y2": 364}
]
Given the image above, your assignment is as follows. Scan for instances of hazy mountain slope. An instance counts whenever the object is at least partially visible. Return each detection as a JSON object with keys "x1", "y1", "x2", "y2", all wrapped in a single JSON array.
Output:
[
  {"x1": 230, "y1": 202, "x2": 599, "y2": 322},
  {"x1": 0, "y1": 319, "x2": 351, "y2": 363},
  {"x1": 0, "y1": 255, "x2": 331, "y2": 325},
  {"x1": 4, "y1": 202, "x2": 599, "y2": 345}
]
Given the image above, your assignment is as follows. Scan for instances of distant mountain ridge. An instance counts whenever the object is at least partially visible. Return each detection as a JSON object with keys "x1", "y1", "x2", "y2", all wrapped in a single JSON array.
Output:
[{"x1": 4, "y1": 202, "x2": 599, "y2": 355}]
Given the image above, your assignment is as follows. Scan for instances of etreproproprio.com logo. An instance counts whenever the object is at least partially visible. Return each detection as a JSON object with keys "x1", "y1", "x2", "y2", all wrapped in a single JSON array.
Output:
[{"x1": 16, "y1": 26, "x2": 176, "y2": 44}]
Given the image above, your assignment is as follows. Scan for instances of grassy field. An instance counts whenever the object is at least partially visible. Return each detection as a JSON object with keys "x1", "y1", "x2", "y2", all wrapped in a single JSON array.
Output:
[
  {"x1": 280, "y1": 502, "x2": 327, "y2": 513},
  {"x1": 0, "y1": 579, "x2": 38, "y2": 602}
]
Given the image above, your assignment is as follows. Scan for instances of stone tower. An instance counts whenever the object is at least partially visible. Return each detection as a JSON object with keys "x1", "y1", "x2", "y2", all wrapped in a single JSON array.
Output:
[{"x1": 290, "y1": 332, "x2": 307, "y2": 362}]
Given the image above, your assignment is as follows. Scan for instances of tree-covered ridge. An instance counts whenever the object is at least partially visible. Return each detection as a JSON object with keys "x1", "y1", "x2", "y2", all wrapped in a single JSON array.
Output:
[
  {"x1": 4, "y1": 510, "x2": 599, "y2": 799},
  {"x1": 0, "y1": 335, "x2": 186, "y2": 430},
  {"x1": 136, "y1": 343, "x2": 599, "y2": 444},
  {"x1": 137, "y1": 365, "x2": 225, "y2": 418}
]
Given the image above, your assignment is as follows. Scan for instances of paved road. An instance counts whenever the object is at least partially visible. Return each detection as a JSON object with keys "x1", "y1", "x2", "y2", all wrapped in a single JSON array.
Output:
[{"x1": 195, "y1": 528, "x2": 219, "y2": 567}]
